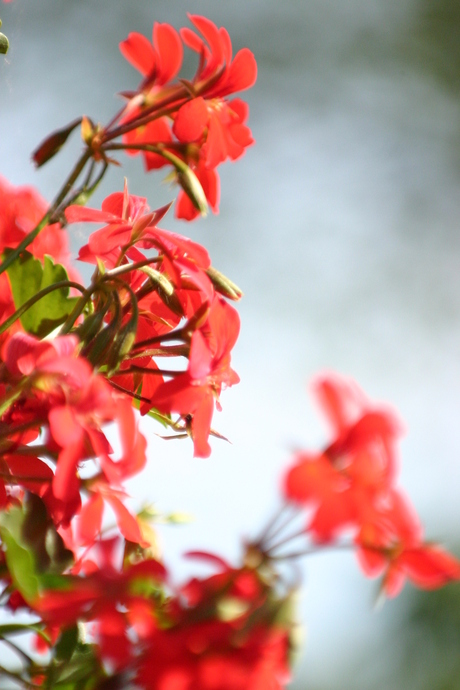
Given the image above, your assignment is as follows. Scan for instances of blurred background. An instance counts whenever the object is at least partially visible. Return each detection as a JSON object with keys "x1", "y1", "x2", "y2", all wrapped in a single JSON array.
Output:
[{"x1": 1, "y1": 0, "x2": 460, "y2": 687}]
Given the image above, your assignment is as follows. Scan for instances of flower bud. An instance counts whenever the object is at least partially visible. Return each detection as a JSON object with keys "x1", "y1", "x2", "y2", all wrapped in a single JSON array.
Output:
[
  {"x1": 176, "y1": 165, "x2": 208, "y2": 217},
  {"x1": 32, "y1": 118, "x2": 82, "y2": 167},
  {"x1": 0, "y1": 32, "x2": 9, "y2": 55},
  {"x1": 206, "y1": 266, "x2": 243, "y2": 301}
]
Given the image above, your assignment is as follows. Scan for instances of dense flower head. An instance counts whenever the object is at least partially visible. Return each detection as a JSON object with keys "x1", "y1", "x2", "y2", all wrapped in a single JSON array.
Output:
[
  {"x1": 64, "y1": 184, "x2": 241, "y2": 457},
  {"x1": 284, "y1": 373, "x2": 402, "y2": 542},
  {"x1": 36, "y1": 544, "x2": 167, "y2": 670},
  {"x1": 136, "y1": 558, "x2": 291, "y2": 690},
  {"x1": 116, "y1": 15, "x2": 257, "y2": 220},
  {"x1": 281, "y1": 372, "x2": 460, "y2": 596},
  {"x1": 0, "y1": 332, "x2": 148, "y2": 529}
]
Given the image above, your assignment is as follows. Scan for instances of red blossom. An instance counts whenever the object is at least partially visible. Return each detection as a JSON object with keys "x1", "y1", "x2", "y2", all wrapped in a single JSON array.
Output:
[
  {"x1": 284, "y1": 373, "x2": 402, "y2": 542},
  {"x1": 355, "y1": 488, "x2": 460, "y2": 596},
  {"x1": 66, "y1": 182, "x2": 169, "y2": 267},
  {"x1": 120, "y1": 22, "x2": 183, "y2": 89},
  {"x1": 152, "y1": 295, "x2": 240, "y2": 457},
  {"x1": 116, "y1": 15, "x2": 257, "y2": 221},
  {"x1": 180, "y1": 15, "x2": 257, "y2": 98},
  {"x1": 36, "y1": 551, "x2": 167, "y2": 670},
  {"x1": 136, "y1": 560, "x2": 290, "y2": 690},
  {"x1": 0, "y1": 176, "x2": 71, "y2": 266}
]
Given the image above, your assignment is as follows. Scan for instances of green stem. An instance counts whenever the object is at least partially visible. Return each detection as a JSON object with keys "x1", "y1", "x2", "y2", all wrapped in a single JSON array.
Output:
[
  {"x1": 101, "y1": 256, "x2": 162, "y2": 281},
  {"x1": 268, "y1": 543, "x2": 354, "y2": 561},
  {"x1": 0, "y1": 418, "x2": 47, "y2": 442},
  {"x1": 101, "y1": 85, "x2": 189, "y2": 143},
  {"x1": 132, "y1": 327, "x2": 187, "y2": 351},
  {"x1": 48, "y1": 148, "x2": 92, "y2": 216},
  {"x1": 263, "y1": 528, "x2": 307, "y2": 555},
  {"x1": 105, "y1": 142, "x2": 190, "y2": 171},
  {"x1": 58, "y1": 286, "x2": 95, "y2": 335},
  {"x1": 0, "y1": 622, "x2": 46, "y2": 638},
  {"x1": 129, "y1": 345, "x2": 189, "y2": 359},
  {"x1": 123, "y1": 365, "x2": 181, "y2": 377},
  {"x1": 0, "y1": 636, "x2": 35, "y2": 667},
  {"x1": 108, "y1": 379, "x2": 151, "y2": 404}
]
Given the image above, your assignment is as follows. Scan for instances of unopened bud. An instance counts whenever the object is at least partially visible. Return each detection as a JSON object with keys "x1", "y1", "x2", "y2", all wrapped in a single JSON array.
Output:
[
  {"x1": 206, "y1": 266, "x2": 243, "y2": 301},
  {"x1": 177, "y1": 166, "x2": 208, "y2": 217},
  {"x1": 0, "y1": 32, "x2": 9, "y2": 55},
  {"x1": 32, "y1": 118, "x2": 82, "y2": 167},
  {"x1": 81, "y1": 116, "x2": 96, "y2": 145}
]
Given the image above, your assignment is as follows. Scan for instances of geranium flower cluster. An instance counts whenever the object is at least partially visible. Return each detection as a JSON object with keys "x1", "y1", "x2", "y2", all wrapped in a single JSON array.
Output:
[
  {"x1": 117, "y1": 15, "x2": 257, "y2": 220},
  {"x1": 279, "y1": 375, "x2": 460, "y2": 597},
  {"x1": 0, "y1": 10, "x2": 458, "y2": 690},
  {"x1": 33, "y1": 14, "x2": 257, "y2": 222}
]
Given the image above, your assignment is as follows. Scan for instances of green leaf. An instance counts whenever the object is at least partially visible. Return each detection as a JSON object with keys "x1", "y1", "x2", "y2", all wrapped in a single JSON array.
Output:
[
  {"x1": 6, "y1": 250, "x2": 79, "y2": 336},
  {"x1": 54, "y1": 625, "x2": 80, "y2": 663},
  {"x1": 22, "y1": 494, "x2": 74, "y2": 574},
  {"x1": 53, "y1": 643, "x2": 101, "y2": 684},
  {"x1": 0, "y1": 496, "x2": 74, "y2": 605},
  {"x1": 0, "y1": 506, "x2": 39, "y2": 603}
]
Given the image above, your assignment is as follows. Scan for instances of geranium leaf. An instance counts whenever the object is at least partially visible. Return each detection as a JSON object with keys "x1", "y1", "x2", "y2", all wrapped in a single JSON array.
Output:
[
  {"x1": 0, "y1": 506, "x2": 39, "y2": 603},
  {"x1": 6, "y1": 250, "x2": 79, "y2": 336},
  {"x1": 54, "y1": 625, "x2": 80, "y2": 663}
]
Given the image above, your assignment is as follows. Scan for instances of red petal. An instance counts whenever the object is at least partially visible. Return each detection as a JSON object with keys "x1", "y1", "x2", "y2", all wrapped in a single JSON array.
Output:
[
  {"x1": 119, "y1": 32, "x2": 156, "y2": 77},
  {"x1": 180, "y1": 26, "x2": 204, "y2": 54},
  {"x1": 53, "y1": 443, "x2": 83, "y2": 503},
  {"x1": 191, "y1": 392, "x2": 214, "y2": 458},
  {"x1": 403, "y1": 545, "x2": 460, "y2": 589},
  {"x1": 5, "y1": 333, "x2": 50, "y2": 375},
  {"x1": 189, "y1": 330, "x2": 212, "y2": 380},
  {"x1": 65, "y1": 205, "x2": 115, "y2": 224},
  {"x1": 188, "y1": 15, "x2": 224, "y2": 67},
  {"x1": 78, "y1": 494, "x2": 104, "y2": 544},
  {"x1": 223, "y1": 48, "x2": 257, "y2": 94},
  {"x1": 48, "y1": 406, "x2": 84, "y2": 448},
  {"x1": 173, "y1": 98, "x2": 209, "y2": 142},
  {"x1": 154, "y1": 22, "x2": 183, "y2": 83},
  {"x1": 204, "y1": 112, "x2": 228, "y2": 169},
  {"x1": 6, "y1": 455, "x2": 53, "y2": 494},
  {"x1": 105, "y1": 495, "x2": 144, "y2": 545}
]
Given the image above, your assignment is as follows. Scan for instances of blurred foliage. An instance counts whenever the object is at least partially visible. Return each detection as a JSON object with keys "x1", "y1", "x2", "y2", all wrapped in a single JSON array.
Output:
[
  {"x1": 408, "y1": 0, "x2": 460, "y2": 91},
  {"x1": 388, "y1": 581, "x2": 460, "y2": 690}
]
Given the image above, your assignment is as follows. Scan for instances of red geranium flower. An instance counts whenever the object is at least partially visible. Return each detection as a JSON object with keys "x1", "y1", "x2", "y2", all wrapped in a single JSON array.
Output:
[
  {"x1": 152, "y1": 295, "x2": 240, "y2": 457},
  {"x1": 284, "y1": 373, "x2": 403, "y2": 542}
]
